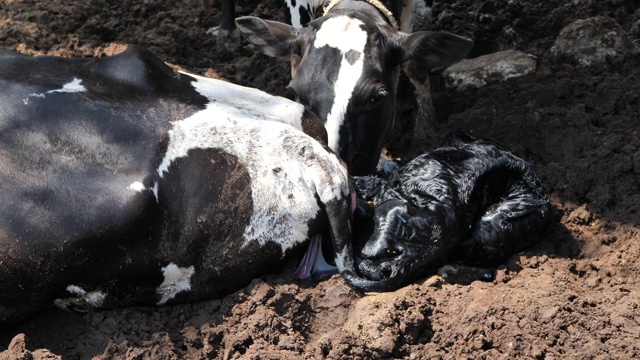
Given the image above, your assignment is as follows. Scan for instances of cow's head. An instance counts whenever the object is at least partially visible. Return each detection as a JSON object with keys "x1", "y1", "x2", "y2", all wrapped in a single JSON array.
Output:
[
  {"x1": 236, "y1": 1, "x2": 473, "y2": 175},
  {"x1": 352, "y1": 198, "x2": 458, "y2": 288}
]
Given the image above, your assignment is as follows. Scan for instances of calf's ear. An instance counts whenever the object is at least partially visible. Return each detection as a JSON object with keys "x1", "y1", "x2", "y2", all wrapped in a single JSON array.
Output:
[
  {"x1": 235, "y1": 16, "x2": 300, "y2": 57},
  {"x1": 396, "y1": 31, "x2": 474, "y2": 68}
]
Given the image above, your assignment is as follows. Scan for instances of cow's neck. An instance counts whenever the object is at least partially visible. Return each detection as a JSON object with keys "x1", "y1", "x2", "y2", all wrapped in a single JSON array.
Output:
[{"x1": 324, "y1": 0, "x2": 400, "y2": 30}]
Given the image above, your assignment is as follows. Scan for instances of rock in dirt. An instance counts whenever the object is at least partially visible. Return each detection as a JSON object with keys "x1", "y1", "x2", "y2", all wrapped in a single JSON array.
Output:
[
  {"x1": 443, "y1": 50, "x2": 537, "y2": 89},
  {"x1": 437, "y1": 264, "x2": 496, "y2": 285},
  {"x1": 0, "y1": 334, "x2": 61, "y2": 360},
  {"x1": 550, "y1": 16, "x2": 637, "y2": 67}
]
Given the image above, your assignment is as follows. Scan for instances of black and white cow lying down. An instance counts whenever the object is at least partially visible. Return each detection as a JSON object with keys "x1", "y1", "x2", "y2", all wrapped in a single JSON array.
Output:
[
  {"x1": 351, "y1": 134, "x2": 554, "y2": 289},
  {"x1": 0, "y1": 46, "x2": 391, "y2": 327},
  {"x1": 235, "y1": 0, "x2": 474, "y2": 176}
]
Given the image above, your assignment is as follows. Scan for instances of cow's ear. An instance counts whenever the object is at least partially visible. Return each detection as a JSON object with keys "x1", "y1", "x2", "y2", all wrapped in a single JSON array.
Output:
[
  {"x1": 395, "y1": 31, "x2": 474, "y2": 68},
  {"x1": 235, "y1": 16, "x2": 300, "y2": 57}
]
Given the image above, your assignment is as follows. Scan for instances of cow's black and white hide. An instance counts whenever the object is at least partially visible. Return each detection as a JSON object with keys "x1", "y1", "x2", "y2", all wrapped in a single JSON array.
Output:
[
  {"x1": 235, "y1": 0, "x2": 473, "y2": 175},
  {"x1": 208, "y1": 0, "x2": 324, "y2": 34},
  {"x1": 0, "y1": 46, "x2": 385, "y2": 327},
  {"x1": 351, "y1": 134, "x2": 553, "y2": 290}
]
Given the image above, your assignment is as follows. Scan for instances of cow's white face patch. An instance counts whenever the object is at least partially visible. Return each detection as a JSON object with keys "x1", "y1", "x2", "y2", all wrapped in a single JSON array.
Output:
[
  {"x1": 156, "y1": 263, "x2": 195, "y2": 305},
  {"x1": 313, "y1": 16, "x2": 368, "y2": 153},
  {"x1": 157, "y1": 76, "x2": 350, "y2": 255},
  {"x1": 23, "y1": 77, "x2": 86, "y2": 105}
]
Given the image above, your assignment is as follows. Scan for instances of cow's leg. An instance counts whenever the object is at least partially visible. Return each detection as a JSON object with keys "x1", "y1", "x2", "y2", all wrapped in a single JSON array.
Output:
[
  {"x1": 220, "y1": 0, "x2": 236, "y2": 32},
  {"x1": 218, "y1": 0, "x2": 241, "y2": 51},
  {"x1": 453, "y1": 197, "x2": 553, "y2": 267},
  {"x1": 205, "y1": 0, "x2": 241, "y2": 51},
  {"x1": 433, "y1": 196, "x2": 551, "y2": 285}
]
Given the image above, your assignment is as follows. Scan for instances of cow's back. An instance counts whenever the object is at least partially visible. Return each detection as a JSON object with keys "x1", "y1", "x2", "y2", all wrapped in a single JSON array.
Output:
[{"x1": 0, "y1": 47, "x2": 207, "y2": 247}]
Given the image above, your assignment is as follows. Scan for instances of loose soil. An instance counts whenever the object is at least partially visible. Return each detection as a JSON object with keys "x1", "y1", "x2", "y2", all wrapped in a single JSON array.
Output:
[{"x1": 1, "y1": 0, "x2": 639, "y2": 359}]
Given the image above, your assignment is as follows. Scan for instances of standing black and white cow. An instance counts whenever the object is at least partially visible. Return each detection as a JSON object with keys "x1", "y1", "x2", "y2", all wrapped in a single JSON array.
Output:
[
  {"x1": 205, "y1": 0, "x2": 324, "y2": 49},
  {"x1": 210, "y1": 1, "x2": 432, "y2": 42},
  {"x1": 206, "y1": 0, "x2": 324, "y2": 37},
  {"x1": 0, "y1": 46, "x2": 386, "y2": 327},
  {"x1": 235, "y1": 0, "x2": 473, "y2": 175}
]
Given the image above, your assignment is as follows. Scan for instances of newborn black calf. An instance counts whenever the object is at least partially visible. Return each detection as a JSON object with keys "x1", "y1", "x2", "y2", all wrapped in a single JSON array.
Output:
[{"x1": 353, "y1": 134, "x2": 553, "y2": 289}]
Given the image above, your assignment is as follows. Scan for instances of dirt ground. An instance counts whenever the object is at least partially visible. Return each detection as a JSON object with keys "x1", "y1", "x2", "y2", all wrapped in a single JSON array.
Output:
[{"x1": 1, "y1": 0, "x2": 639, "y2": 359}]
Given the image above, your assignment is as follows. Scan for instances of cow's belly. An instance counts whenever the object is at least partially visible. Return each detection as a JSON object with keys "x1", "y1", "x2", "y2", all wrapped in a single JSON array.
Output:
[
  {"x1": 142, "y1": 147, "x2": 316, "y2": 305},
  {"x1": 0, "y1": 147, "x2": 318, "y2": 321},
  {"x1": 0, "y1": 113, "x2": 164, "y2": 324},
  {"x1": 0, "y1": 172, "x2": 159, "y2": 325}
]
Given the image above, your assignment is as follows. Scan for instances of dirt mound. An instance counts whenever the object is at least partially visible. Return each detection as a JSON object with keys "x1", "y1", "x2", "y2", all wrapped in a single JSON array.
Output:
[{"x1": 1, "y1": 0, "x2": 639, "y2": 358}]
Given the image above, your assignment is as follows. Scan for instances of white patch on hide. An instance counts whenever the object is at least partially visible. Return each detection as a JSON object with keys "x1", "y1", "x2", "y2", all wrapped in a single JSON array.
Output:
[
  {"x1": 156, "y1": 263, "x2": 195, "y2": 305},
  {"x1": 177, "y1": 72, "x2": 305, "y2": 132},
  {"x1": 151, "y1": 182, "x2": 159, "y2": 203},
  {"x1": 84, "y1": 291, "x2": 107, "y2": 308},
  {"x1": 66, "y1": 285, "x2": 86, "y2": 295},
  {"x1": 24, "y1": 77, "x2": 86, "y2": 104},
  {"x1": 52, "y1": 78, "x2": 86, "y2": 93},
  {"x1": 128, "y1": 181, "x2": 146, "y2": 192},
  {"x1": 335, "y1": 250, "x2": 346, "y2": 271},
  {"x1": 156, "y1": 74, "x2": 350, "y2": 255},
  {"x1": 313, "y1": 16, "x2": 367, "y2": 153},
  {"x1": 285, "y1": 0, "x2": 325, "y2": 28}
]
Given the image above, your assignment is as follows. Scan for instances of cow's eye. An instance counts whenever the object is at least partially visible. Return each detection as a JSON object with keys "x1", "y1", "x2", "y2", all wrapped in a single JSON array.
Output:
[
  {"x1": 368, "y1": 88, "x2": 388, "y2": 104},
  {"x1": 351, "y1": 87, "x2": 388, "y2": 112}
]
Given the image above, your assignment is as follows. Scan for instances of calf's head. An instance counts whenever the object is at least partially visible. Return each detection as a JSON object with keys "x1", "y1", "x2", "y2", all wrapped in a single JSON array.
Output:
[
  {"x1": 236, "y1": 2, "x2": 473, "y2": 175},
  {"x1": 353, "y1": 198, "x2": 458, "y2": 287}
]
